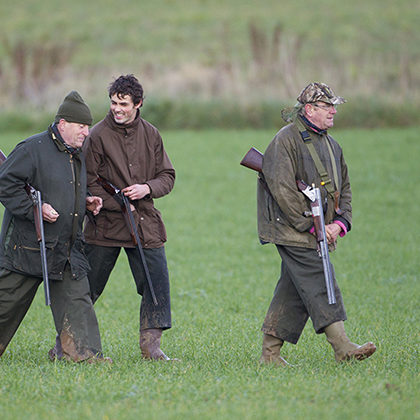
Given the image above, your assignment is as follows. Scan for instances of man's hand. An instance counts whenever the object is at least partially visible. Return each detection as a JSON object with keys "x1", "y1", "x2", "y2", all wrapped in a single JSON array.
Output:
[
  {"x1": 86, "y1": 196, "x2": 103, "y2": 215},
  {"x1": 325, "y1": 223, "x2": 342, "y2": 245},
  {"x1": 42, "y1": 203, "x2": 59, "y2": 223},
  {"x1": 122, "y1": 183, "x2": 151, "y2": 200}
]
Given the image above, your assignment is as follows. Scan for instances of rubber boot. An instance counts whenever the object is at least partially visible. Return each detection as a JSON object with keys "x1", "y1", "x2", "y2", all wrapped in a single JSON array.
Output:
[
  {"x1": 259, "y1": 333, "x2": 290, "y2": 366},
  {"x1": 48, "y1": 334, "x2": 112, "y2": 364},
  {"x1": 324, "y1": 321, "x2": 376, "y2": 362},
  {"x1": 140, "y1": 328, "x2": 171, "y2": 361}
]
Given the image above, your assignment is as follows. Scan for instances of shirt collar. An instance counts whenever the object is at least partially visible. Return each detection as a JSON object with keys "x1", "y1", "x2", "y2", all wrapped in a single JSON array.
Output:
[{"x1": 300, "y1": 115, "x2": 328, "y2": 135}]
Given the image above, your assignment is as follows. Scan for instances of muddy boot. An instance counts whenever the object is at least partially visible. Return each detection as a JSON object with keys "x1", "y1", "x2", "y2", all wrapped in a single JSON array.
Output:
[
  {"x1": 140, "y1": 328, "x2": 171, "y2": 361},
  {"x1": 48, "y1": 334, "x2": 64, "y2": 361},
  {"x1": 259, "y1": 333, "x2": 290, "y2": 366},
  {"x1": 49, "y1": 334, "x2": 112, "y2": 364},
  {"x1": 325, "y1": 321, "x2": 376, "y2": 362}
]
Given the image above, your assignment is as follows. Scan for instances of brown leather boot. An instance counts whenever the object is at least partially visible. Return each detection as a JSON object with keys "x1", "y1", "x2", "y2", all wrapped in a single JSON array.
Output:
[
  {"x1": 48, "y1": 334, "x2": 112, "y2": 364},
  {"x1": 325, "y1": 321, "x2": 376, "y2": 362},
  {"x1": 259, "y1": 333, "x2": 290, "y2": 366},
  {"x1": 140, "y1": 328, "x2": 171, "y2": 361}
]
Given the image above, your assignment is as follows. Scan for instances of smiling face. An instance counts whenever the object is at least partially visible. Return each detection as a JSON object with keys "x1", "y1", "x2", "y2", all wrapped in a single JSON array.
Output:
[
  {"x1": 110, "y1": 93, "x2": 142, "y2": 125},
  {"x1": 304, "y1": 102, "x2": 337, "y2": 130},
  {"x1": 58, "y1": 120, "x2": 90, "y2": 148}
]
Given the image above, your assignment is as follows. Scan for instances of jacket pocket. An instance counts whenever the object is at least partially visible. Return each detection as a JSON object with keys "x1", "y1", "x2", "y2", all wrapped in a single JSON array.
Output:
[
  {"x1": 102, "y1": 211, "x2": 133, "y2": 242},
  {"x1": 70, "y1": 239, "x2": 91, "y2": 280},
  {"x1": 136, "y1": 209, "x2": 167, "y2": 246},
  {"x1": 9, "y1": 226, "x2": 59, "y2": 277}
]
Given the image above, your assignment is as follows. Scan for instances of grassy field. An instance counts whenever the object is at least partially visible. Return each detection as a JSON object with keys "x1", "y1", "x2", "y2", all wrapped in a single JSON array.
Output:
[{"x1": 0, "y1": 126, "x2": 419, "y2": 419}]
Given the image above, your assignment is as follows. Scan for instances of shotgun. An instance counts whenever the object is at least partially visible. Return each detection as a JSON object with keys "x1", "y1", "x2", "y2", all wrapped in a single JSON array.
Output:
[
  {"x1": 240, "y1": 147, "x2": 336, "y2": 304},
  {"x1": 96, "y1": 175, "x2": 158, "y2": 306},
  {"x1": 0, "y1": 149, "x2": 51, "y2": 305},
  {"x1": 296, "y1": 180, "x2": 336, "y2": 304}
]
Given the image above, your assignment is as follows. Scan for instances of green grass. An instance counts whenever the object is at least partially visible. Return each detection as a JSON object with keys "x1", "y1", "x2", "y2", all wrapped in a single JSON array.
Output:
[{"x1": 0, "y1": 127, "x2": 419, "y2": 419}]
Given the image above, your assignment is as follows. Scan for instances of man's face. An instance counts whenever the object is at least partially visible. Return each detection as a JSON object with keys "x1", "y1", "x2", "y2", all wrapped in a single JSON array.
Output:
[
  {"x1": 59, "y1": 121, "x2": 90, "y2": 148},
  {"x1": 305, "y1": 102, "x2": 337, "y2": 130},
  {"x1": 110, "y1": 93, "x2": 142, "y2": 125}
]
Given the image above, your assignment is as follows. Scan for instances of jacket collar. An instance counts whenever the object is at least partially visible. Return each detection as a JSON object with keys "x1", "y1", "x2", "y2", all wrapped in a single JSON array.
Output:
[
  {"x1": 299, "y1": 115, "x2": 328, "y2": 136},
  {"x1": 49, "y1": 124, "x2": 82, "y2": 156},
  {"x1": 104, "y1": 109, "x2": 141, "y2": 134}
]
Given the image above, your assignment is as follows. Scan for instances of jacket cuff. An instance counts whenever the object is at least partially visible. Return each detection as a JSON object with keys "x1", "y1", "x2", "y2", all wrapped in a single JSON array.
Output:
[
  {"x1": 144, "y1": 182, "x2": 152, "y2": 199},
  {"x1": 333, "y1": 220, "x2": 347, "y2": 237}
]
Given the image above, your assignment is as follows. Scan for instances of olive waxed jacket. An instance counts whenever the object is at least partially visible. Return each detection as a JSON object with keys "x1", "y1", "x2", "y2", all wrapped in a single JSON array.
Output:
[
  {"x1": 257, "y1": 118, "x2": 352, "y2": 250},
  {"x1": 0, "y1": 126, "x2": 90, "y2": 280},
  {"x1": 83, "y1": 111, "x2": 175, "y2": 249}
]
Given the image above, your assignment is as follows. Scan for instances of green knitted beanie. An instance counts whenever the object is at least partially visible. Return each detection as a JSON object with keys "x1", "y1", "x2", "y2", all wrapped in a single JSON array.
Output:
[{"x1": 54, "y1": 91, "x2": 93, "y2": 125}]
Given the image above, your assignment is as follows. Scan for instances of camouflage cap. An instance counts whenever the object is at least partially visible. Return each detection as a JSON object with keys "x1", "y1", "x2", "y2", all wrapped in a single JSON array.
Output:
[{"x1": 297, "y1": 82, "x2": 346, "y2": 105}]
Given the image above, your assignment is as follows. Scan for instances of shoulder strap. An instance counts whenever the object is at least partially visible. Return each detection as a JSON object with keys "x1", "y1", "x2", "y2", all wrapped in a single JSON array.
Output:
[
  {"x1": 325, "y1": 137, "x2": 339, "y2": 195},
  {"x1": 296, "y1": 119, "x2": 337, "y2": 199}
]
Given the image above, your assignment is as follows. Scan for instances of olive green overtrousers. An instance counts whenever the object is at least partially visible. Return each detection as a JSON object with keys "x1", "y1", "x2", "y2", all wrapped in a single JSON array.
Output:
[
  {"x1": 0, "y1": 266, "x2": 102, "y2": 360},
  {"x1": 262, "y1": 245, "x2": 347, "y2": 344}
]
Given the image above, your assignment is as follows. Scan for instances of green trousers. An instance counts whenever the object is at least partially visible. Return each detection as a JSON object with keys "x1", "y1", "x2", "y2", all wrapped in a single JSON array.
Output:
[
  {"x1": 0, "y1": 266, "x2": 102, "y2": 361},
  {"x1": 85, "y1": 244, "x2": 172, "y2": 331},
  {"x1": 261, "y1": 245, "x2": 347, "y2": 344}
]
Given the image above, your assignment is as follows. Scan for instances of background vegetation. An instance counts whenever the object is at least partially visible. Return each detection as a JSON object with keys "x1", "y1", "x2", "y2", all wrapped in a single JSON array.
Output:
[
  {"x1": 1, "y1": 0, "x2": 420, "y2": 129},
  {"x1": 0, "y1": 127, "x2": 419, "y2": 419}
]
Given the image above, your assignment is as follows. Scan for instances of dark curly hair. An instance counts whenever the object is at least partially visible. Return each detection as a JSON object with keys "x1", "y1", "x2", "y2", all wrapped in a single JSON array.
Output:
[{"x1": 108, "y1": 74, "x2": 144, "y2": 106}]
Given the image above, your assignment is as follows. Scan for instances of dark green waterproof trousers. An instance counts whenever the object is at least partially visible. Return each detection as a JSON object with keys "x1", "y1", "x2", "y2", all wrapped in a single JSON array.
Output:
[
  {"x1": 0, "y1": 266, "x2": 102, "y2": 360},
  {"x1": 262, "y1": 245, "x2": 347, "y2": 344},
  {"x1": 85, "y1": 244, "x2": 172, "y2": 331}
]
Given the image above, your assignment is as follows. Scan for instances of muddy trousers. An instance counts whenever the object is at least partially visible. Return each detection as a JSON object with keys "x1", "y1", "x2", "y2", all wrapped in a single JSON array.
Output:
[
  {"x1": 85, "y1": 244, "x2": 172, "y2": 331},
  {"x1": 261, "y1": 245, "x2": 347, "y2": 344},
  {"x1": 0, "y1": 267, "x2": 102, "y2": 360}
]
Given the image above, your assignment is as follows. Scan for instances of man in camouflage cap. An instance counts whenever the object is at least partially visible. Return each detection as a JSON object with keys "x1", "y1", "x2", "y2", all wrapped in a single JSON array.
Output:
[{"x1": 257, "y1": 82, "x2": 376, "y2": 366}]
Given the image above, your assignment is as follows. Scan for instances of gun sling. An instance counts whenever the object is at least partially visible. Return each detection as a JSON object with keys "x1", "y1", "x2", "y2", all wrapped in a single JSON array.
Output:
[{"x1": 296, "y1": 120, "x2": 339, "y2": 201}]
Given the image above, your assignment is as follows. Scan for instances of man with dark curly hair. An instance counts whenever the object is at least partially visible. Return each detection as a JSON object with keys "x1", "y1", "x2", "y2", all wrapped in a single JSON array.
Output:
[{"x1": 83, "y1": 74, "x2": 176, "y2": 360}]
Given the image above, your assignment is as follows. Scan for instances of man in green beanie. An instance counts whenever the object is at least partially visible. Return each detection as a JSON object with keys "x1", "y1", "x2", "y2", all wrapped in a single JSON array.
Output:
[
  {"x1": 258, "y1": 82, "x2": 376, "y2": 366},
  {"x1": 0, "y1": 91, "x2": 110, "y2": 363}
]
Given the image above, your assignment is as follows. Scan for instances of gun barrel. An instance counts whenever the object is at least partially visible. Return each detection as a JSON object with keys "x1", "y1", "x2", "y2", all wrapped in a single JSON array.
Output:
[
  {"x1": 121, "y1": 194, "x2": 158, "y2": 306},
  {"x1": 97, "y1": 175, "x2": 158, "y2": 306},
  {"x1": 314, "y1": 187, "x2": 336, "y2": 305},
  {"x1": 35, "y1": 190, "x2": 51, "y2": 306}
]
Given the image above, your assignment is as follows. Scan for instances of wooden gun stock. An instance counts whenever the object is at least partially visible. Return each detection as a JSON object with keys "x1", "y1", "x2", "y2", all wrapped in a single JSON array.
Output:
[{"x1": 240, "y1": 147, "x2": 263, "y2": 173}]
